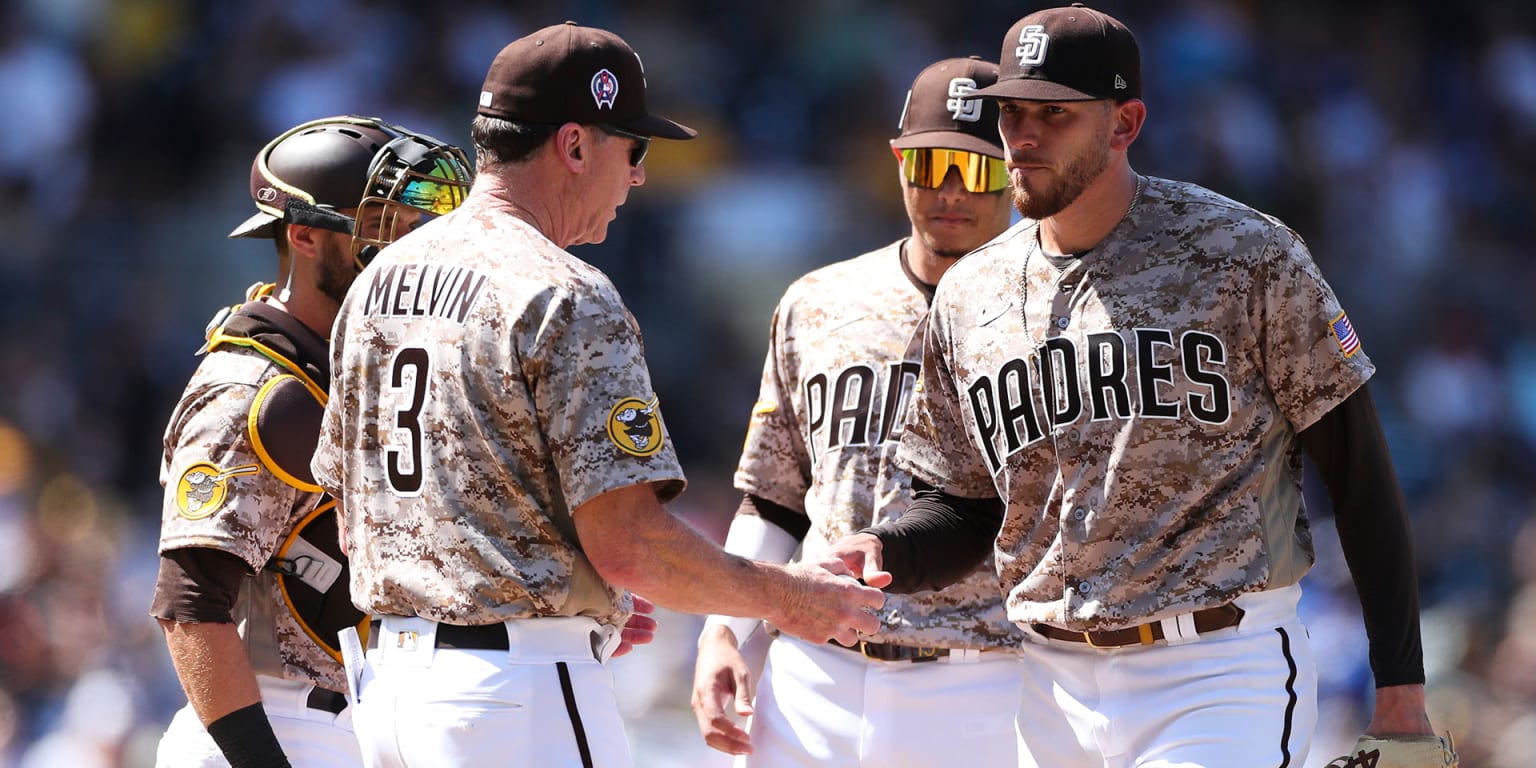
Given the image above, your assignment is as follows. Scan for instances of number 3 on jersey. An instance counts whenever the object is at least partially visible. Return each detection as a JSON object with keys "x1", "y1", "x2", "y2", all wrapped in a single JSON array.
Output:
[{"x1": 386, "y1": 347, "x2": 430, "y2": 495}]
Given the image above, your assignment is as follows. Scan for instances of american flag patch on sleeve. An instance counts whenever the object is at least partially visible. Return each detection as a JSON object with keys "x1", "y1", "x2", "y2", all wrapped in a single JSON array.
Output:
[{"x1": 1330, "y1": 311, "x2": 1361, "y2": 357}]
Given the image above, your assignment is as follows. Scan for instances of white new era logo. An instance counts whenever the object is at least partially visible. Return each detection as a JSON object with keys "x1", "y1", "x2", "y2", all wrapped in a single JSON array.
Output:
[{"x1": 1114, "y1": 75, "x2": 1128, "y2": 90}]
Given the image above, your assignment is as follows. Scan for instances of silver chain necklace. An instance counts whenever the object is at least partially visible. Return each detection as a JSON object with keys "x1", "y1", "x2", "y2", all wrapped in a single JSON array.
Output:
[{"x1": 1017, "y1": 174, "x2": 1143, "y2": 337}]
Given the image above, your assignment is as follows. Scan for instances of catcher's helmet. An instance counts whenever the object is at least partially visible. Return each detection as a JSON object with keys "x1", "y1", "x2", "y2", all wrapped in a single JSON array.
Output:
[{"x1": 228, "y1": 115, "x2": 472, "y2": 269}]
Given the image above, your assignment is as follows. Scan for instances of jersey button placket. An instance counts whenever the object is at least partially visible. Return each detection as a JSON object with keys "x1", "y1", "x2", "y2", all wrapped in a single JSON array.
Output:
[
  {"x1": 1051, "y1": 268, "x2": 1076, "y2": 329},
  {"x1": 1058, "y1": 493, "x2": 1085, "y2": 547},
  {"x1": 1044, "y1": 268, "x2": 1073, "y2": 336}
]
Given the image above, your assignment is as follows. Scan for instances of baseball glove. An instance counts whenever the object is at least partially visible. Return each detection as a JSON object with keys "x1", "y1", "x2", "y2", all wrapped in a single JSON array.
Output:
[{"x1": 1325, "y1": 733, "x2": 1458, "y2": 768}]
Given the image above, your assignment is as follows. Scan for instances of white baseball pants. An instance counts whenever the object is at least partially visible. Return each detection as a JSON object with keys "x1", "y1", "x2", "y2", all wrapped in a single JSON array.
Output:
[
  {"x1": 349, "y1": 615, "x2": 627, "y2": 768},
  {"x1": 1015, "y1": 585, "x2": 1319, "y2": 767},
  {"x1": 741, "y1": 634, "x2": 1025, "y2": 767}
]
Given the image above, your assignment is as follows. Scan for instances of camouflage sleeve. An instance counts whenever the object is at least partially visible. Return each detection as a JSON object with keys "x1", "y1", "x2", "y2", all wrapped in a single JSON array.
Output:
[
  {"x1": 533, "y1": 284, "x2": 686, "y2": 511},
  {"x1": 894, "y1": 299, "x2": 998, "y2": 497},
  {"x1": 159, "y1": 383, "x2": 302, "y2": 570},
  {"x1": 734, "y1": 300, "x2": 812, "y2": 514},
  {"x1": 1252, "y1": 227, "x2": 1376, "y2": 432}
]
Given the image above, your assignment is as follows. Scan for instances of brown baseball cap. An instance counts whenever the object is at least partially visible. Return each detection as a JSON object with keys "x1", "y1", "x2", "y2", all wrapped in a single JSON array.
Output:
[
  {"x1": 971, "y1": 3, "x2": 1141, "y2": 102},
  {"x1": 477, "y1": 21, "x2": 696, "y2": 140},
  {"x1": 891, "y1": 56, "x2": 1004, "y2": 159}
]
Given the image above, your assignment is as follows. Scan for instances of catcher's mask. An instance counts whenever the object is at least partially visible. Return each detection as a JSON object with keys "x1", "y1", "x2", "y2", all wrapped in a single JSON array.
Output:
[
  {"x1": 230, "y1": 115, "x2": 472, "y2": 271},
  {"x1": 350, "y1": 125, "x2": 473, "y2": 270}
]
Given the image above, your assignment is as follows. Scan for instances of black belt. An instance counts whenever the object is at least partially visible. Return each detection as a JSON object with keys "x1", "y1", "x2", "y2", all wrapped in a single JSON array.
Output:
[
  {"x1": 306, "y1": 687, "x2": 347, "y2": 714},
  {"x1": 832, "y1": 639, "x2": 958, "y2": 663},
  {"x1": 1030, "y1": 604, "x2": 1246, "y2": 649},
  {"x1": 435, "y1": 623, "x2": 511, "y2": 650},
  {"x1": 368, "y1": 620, "x2": 510, "y2": 651}
]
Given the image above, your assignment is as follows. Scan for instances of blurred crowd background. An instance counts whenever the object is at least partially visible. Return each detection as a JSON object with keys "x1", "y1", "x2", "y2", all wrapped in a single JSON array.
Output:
[{"x1": 1, "y1": 0, "x2": 1534, "y2": 765}]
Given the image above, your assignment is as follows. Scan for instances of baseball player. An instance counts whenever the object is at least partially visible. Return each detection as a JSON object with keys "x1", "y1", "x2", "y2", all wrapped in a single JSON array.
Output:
[
  {"x1": 690, "y1": 57, "x2": 1025, "y2": 767},
  {"x1": 310, "y1": 23, "x2": 884, "y2": 768},
  {"x1": 825, "y1": 5, "x2": 1457, "y2": 767},
  {"x1": 151, "y1": 115, "x2": 472, "y2": 768}
]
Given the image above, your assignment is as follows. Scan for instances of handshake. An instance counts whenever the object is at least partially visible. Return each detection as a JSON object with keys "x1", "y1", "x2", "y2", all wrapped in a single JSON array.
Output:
[{"x1": 765, "y1": 533, "x2": 892, "y2": 647}]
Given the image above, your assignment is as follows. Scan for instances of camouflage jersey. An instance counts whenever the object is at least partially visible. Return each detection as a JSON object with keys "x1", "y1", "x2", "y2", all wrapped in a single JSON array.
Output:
[
  {"x1": 897, "y1": 176, "x2": 1375, "y2": 632},
  {"x1": 157, "y1": 292, "x2": 351, "y2": 692},
  {"x1": 739, "y1": 242, "x2": 1023, "y2": 651},
  {"x1": 313, "y1": 194, "x2": 686, "y2": 630}
]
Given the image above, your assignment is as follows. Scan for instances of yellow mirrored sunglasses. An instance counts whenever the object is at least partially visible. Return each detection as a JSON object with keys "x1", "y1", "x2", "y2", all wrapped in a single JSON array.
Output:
[{"x1": 897, "y1": 147, "x2": 1008, "y2": 193}]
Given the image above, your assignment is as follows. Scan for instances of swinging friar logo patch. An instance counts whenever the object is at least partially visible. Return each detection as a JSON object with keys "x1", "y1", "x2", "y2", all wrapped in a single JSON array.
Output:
[
  {"x1": 607, "y1": 396, "x2": 664, "y2": 457},
  {"x1": 175, "y1": 462, "x2": 260, "y2": 520}
]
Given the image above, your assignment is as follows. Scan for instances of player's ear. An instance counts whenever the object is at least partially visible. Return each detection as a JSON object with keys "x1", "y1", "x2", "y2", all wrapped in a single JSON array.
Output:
[
  {"x1": 285, "y1": 223, "x2": 324, "y2": 260},
  {"x1": 554, "y1": 123, "x2": 586, "y2": 172},
  {"x1": 1109, "y1": 99, "x2": 1146, "y2": 152}
]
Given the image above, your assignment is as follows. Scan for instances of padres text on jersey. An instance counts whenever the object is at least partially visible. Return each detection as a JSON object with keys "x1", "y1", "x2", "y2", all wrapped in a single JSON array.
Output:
[{"x1": 964, "y1": 326, "x2": 1232, "y2": 474}]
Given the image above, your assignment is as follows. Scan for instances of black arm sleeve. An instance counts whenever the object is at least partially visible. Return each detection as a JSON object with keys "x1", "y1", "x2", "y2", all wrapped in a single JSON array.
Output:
[
  {"x1": 1298, "y1": 383, "x2": 1425, "y2": 687},
  {"x1": 739, "y1": 493, "x2": 811, "y2": 542},
  {"x1": 859, "y1": 479, "x2": 1003, "y2": 594},
  {"x1": 205, "y1": 702, "x2": 292, "y2": 768},
  {"x1": 149, "y1": 548, "x2": 254, "y2": 624}
]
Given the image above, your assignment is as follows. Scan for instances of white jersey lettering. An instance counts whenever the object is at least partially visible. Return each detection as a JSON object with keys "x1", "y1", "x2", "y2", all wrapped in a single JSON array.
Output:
[{"x1": 362, "y1": 262, "x2": 488, "y2": 323}]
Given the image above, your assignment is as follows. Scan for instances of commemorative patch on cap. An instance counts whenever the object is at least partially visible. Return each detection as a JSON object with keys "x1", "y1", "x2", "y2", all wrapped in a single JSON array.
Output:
[
  {"x1": 607, "y1": 396, "x2": 664, "y2": 457},
  {"x1": 591, "y1": 68, "x2": 619, "y2": 109},
  {"x1": 175, "y1": 462, "x2": 260, "y2": 520},
  {"x1": 475, "y1": 22, "x2": 696, "y2": 139}
]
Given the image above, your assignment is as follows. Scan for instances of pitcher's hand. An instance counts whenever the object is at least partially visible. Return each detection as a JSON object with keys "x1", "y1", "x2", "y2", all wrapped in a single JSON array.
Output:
[{"x1": 823, "y1": 532, "x2": 892, "y2": 588}]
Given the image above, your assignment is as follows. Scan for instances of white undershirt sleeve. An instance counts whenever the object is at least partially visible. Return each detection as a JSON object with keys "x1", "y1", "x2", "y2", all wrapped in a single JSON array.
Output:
[{"x1": 699, "y1": 513, "x2": 801, "y2": 648}]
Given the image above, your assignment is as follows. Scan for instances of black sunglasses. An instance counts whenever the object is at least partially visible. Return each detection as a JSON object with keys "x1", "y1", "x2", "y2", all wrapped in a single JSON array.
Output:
[{"x1": 595, "y1": 123, "x2": 651, "y2": 167}]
